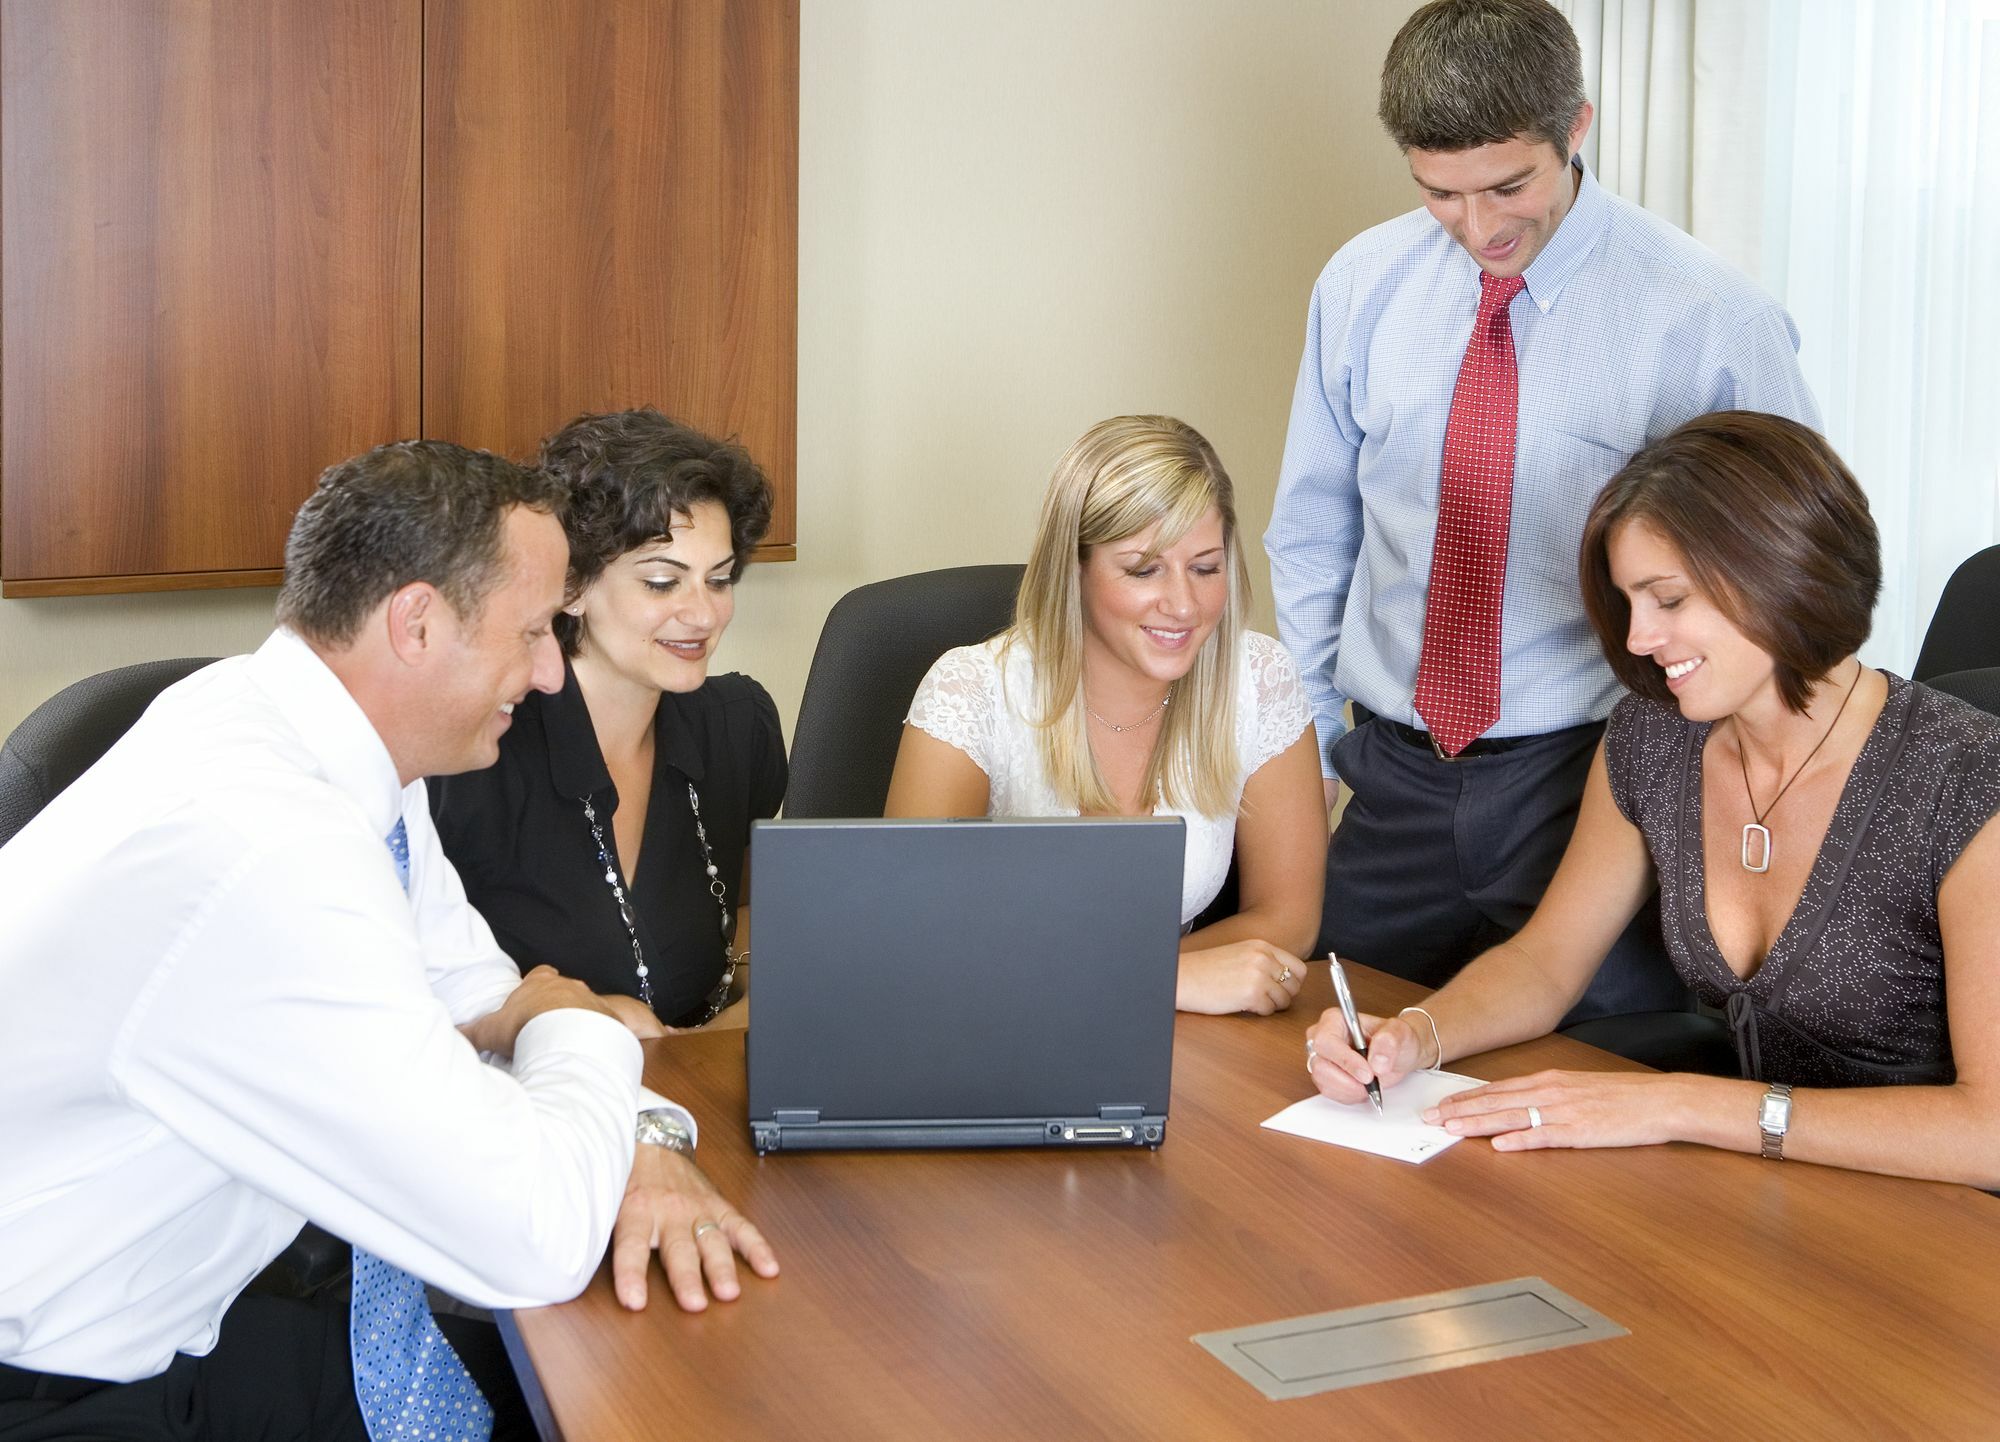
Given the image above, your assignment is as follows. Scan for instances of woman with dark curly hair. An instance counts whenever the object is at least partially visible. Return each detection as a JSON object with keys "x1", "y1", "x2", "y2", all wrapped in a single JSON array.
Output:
[
  {"x1": 1305, "y1": 412, "x2": 2000, "y2": 1188},
  {"x1": 431, "y1": 408, "x2": 785, "y2": 1033}
]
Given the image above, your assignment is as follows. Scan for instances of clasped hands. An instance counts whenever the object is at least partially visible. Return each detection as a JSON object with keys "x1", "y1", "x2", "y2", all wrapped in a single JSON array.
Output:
[{"x1": 1305, "y1": 1007, "x2": 1677, "y2": 1152}]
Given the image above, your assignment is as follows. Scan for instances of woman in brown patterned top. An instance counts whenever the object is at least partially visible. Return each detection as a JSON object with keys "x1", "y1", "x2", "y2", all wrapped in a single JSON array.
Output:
[{"x1": 1305, "y1": 412, "x2": 2000, "y2": 1187}]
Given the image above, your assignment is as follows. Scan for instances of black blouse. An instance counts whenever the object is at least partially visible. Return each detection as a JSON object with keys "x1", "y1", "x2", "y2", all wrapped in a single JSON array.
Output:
[{"x1": 429, "y1": 663, "x2": 787, "y2": 1026}]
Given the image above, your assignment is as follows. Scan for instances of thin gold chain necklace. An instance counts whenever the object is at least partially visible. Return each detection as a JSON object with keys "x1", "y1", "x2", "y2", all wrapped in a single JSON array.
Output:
[{"x1": 1084, "y1": 687, "x2": 1172, "y2": 733}]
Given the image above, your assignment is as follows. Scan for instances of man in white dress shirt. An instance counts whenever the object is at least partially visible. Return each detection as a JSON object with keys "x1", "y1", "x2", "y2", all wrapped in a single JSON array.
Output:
[{"x1": 0, "y1": 441, "x2": 777, "y2": 1441}]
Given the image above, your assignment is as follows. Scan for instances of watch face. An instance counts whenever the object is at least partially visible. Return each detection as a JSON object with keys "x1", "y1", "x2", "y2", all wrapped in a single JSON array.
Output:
[
  {"x1": 637, "y1": 1111, "x2": 691, "y2": 1150},
  {"x1": 1760, "y1": 1093, "x2": 1790, "y2": 1132}
]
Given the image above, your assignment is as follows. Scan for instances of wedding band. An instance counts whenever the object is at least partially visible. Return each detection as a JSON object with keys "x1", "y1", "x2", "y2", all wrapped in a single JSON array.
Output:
[
  {"x1": 1527, "y1": 1106, "x2": 1544, "y2": 1129},
  {"x1": 1278, "y1": 966, "x2": 1293, "y2": 984},
  {"x1": 1305, "y1": 1038, "x2": 1317, "y2": 1075},
  {"x1": 692, "y1": 1220, "x2": 721, "y2": 1239}
]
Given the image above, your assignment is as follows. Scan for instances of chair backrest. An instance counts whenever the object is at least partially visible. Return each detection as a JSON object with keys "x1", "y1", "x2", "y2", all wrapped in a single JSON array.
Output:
[
  {"x1": 1925, "y1": 666, "x2": 2000, "y2": 718},
  {"x1": 785, "y1": 565, "x2": 1023, "y2": 819},
  {"x1": 1914, "y1": 544, "x2": 2000, "y2": 682},
  {"x1": 0, "y1": 657, "x2": 217, "y2": 846}
]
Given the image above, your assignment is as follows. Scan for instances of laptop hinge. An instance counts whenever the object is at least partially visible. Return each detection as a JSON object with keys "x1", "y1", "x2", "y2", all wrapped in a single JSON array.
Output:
[
  {"x1": 773, "y1": 1109, "x2": 821, "y2": 1126},
  {"x1": 1097, "y1": 1104, "x2": 1145, "y2": 1122}
]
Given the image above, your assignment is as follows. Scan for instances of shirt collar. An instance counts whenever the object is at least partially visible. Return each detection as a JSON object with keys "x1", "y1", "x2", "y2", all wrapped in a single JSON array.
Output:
[
  {"x1": 1519, "y1": 156, "x2": 1607, "y2": 312},
  {"x1": 543, "y1": 661, "x2": 613, "y2": 800},
  {"x1": 541, "y1": 660, "x2": 708, "y2": 804},
  {"x1": 247, "y1": 628, "x2": 406, "y2": 840},
  {"x1": 654, "y1": 692, "x2": 708, "y2": 785},
  {"x1": 1444, "y1": 155, "x2": 1606, "y2": 314}
]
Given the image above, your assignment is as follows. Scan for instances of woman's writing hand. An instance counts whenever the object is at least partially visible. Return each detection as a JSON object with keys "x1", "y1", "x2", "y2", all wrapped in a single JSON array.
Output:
[{"x1": 1304, "y1": 1007, "x2": 1425, "y2": 1103}]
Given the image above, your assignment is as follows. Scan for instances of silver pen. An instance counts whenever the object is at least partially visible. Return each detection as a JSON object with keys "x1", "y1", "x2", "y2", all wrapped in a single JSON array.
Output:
[{"x1": 1328, "y1": 956, "x2": 1383, "y2": 1116}]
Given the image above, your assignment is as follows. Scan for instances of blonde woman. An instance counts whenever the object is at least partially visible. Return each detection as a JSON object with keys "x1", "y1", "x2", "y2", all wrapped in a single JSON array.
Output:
[{"x1": 885, "y1": 416, "x2": 1327, "y2": 1014}]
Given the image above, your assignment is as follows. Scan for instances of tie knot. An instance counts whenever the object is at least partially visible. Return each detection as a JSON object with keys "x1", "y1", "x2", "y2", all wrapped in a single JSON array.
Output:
[{"x1": 1478, "y1": 272, "x2": 1526, "y2": 313}]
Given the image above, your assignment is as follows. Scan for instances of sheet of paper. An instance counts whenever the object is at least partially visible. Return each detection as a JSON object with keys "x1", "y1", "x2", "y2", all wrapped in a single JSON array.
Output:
[{"x1": 1261, "y1": 1070, "x2": 1486, "y2": 1164}]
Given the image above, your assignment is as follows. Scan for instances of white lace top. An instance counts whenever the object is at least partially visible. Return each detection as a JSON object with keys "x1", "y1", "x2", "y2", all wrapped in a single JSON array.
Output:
[{"x1": 905, "y1": 629, "x2": 1312, "y2": 925}]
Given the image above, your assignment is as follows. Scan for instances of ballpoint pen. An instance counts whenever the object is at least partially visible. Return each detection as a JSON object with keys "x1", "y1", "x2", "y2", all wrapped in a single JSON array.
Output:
[{"x1": 1328, "y1": 955, "x2": 1383, "y2": 1116}]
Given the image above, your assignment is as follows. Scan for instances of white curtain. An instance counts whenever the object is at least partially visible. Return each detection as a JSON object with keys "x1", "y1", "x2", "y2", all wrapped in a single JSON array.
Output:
[{"x1": 1559, "y1": 0, "x2": 2000, "y2": 672}]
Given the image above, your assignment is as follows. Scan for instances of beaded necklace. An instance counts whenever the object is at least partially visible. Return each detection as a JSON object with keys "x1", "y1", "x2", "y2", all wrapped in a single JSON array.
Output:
[{"x1": 579, "y1": 781, "x2": 739, "y2": 1024}]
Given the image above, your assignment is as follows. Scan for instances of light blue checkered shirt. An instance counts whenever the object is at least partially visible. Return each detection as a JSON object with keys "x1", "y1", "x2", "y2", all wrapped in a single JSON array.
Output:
[{"x1": 1266, "y1": 162, "x2": 1820, "y2": 775}]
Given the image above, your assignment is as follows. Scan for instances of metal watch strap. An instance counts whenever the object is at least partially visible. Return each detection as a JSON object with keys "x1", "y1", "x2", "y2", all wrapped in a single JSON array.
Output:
[
  {"x1": 1758, "y1": 1082, "x2": 1793, "y2": 1160},
  {"x1": 636, "y1": 1109, "x2": 693, "y2": 1154}
]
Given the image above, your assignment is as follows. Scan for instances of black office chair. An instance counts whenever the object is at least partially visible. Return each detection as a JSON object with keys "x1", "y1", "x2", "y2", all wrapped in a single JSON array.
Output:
[
  {"x1": 1, "y1": 657, "x2": 351, "y2": 1296},
  {"x1": 786, "y1": 564, "x2": 1024, "y2": 819},
  {"x1": 0, "y1": 657, "x2": 218, "y2": 845},
  {"x1": 1926, "y1": 666, "x2": 2000, "y2": 717},
  {"x1": 1913, "y1": 544, "x2": 2000, "y2": 682}
]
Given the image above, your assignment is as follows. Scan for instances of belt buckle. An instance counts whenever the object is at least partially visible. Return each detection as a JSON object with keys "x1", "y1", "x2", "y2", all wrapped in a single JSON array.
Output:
[{"x1": 1428, "y1": 731, "x2": 1457, "y2": 763}]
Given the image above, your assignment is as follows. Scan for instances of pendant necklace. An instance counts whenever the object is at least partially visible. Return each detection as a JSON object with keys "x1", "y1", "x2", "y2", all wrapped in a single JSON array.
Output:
[
  {"x1": 1084, "y1": 687, "x2": 1172, "y2": 734},
  {"x1": 1733, "y1": 663, "x2": 1862, "y2": 874}
]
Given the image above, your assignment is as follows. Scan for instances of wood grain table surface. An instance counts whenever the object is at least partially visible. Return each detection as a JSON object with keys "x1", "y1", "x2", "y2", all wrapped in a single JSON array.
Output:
[{"x1": 503, "y1": 964, "x2": 2000, "y2": 1441}]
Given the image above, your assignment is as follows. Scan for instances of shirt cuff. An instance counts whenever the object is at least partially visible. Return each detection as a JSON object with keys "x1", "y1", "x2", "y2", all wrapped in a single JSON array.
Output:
[
  {"x1": 1312, "y1": 711, "x2": 1350, "y2": 778},
  {"x1": 636, "y1": 1086, "x2": 698, "y2": 1149},
  {"x1": 509, "y1": 1012, "x2": 696, "y2": 1147},
  {"x1": 512, "y1": 1009, "x2": 643, "y2": 1090}
]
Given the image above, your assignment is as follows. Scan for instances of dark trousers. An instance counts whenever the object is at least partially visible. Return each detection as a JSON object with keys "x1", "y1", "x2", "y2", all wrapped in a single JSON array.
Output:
[
  {"x1": 0, "y1": 1284, "x2": 532, "y2": 1442},
  {"x1": 1320, "y1": 710, "x2": 1684, "y2": 1024}
]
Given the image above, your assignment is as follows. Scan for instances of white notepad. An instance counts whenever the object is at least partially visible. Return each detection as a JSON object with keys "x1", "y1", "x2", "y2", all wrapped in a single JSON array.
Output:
[{"x1": 1261, "y1": 1070, "x2": 1486, "y2": 1164}]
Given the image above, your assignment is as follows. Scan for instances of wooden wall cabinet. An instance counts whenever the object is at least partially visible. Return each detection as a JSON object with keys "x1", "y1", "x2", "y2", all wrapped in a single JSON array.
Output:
[{"x1": 1, "y1": 0, "x2": 797, "y2": 598}]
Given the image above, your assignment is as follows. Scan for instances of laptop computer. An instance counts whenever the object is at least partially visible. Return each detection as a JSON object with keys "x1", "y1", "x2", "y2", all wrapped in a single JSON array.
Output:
[{"x1": 746, "y1": 816, "x2": 1184, "y2": 1153}]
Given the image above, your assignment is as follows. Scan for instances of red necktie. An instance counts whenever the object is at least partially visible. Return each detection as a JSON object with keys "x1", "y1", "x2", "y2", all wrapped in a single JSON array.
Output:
[{"x1": 1413, "y1": 271, "x2": 1527, "y2": 757}]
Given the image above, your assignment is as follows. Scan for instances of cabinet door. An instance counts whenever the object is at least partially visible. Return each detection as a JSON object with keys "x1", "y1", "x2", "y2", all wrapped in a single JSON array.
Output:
[
  {"x1": 424, "y1": 0, "x2": 797, "y2": 558},
  {"x1": 1, "y1": 0, "x2": 421, "y2": 596}
]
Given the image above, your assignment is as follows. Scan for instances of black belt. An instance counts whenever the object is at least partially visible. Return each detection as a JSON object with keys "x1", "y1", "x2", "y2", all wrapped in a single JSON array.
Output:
[{"x1": 1352, "y1": 703, "x2": 1597, "y2": 761}]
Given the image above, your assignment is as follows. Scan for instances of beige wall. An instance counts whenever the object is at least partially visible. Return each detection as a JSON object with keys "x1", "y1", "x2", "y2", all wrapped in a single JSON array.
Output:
[{"x1": 0, "y1": 0, "x2": 1415, "y2": 740}]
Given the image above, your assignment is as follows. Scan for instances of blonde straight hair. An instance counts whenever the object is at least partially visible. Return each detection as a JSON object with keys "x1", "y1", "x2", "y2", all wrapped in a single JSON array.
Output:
[{"x1": 1003, "y1": 415, "x2": 1249, "y2": 816}]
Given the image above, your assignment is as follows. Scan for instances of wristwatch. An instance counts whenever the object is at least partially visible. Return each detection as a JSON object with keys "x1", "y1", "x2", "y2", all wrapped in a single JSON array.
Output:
[
  {"x1": 635, "y1": 1109, "x2": 694, "y2": 1154},
  {"x1": 1758, "y1": 1083, "x2": 1794, "y2": 1160}
]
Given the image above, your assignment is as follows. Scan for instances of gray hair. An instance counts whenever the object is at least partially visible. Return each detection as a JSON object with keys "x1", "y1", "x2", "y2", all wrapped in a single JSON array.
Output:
[
  {"x1": 1379, "y1": 0, "x2": 1587, "y2": 154},
  {"x1": 276, "y1": 439, "x2": 567, "y2": 647}
]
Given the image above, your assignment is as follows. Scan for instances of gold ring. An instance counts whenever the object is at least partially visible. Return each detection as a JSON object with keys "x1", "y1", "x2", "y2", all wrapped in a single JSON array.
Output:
[{"x1": 1279, "y1": 966, "x2": 1293, "y2": 984}]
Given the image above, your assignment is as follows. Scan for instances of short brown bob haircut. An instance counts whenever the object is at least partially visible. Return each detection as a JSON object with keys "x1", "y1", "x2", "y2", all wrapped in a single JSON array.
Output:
[{"x1": 1579, "y1": 411, "x2": 1879, "y2": 715}]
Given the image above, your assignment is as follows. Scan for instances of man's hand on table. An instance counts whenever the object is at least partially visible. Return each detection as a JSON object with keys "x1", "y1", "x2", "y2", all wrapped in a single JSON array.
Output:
[{"x1": 611, "y1": 1144, "x2": 780, "y2": 1312}]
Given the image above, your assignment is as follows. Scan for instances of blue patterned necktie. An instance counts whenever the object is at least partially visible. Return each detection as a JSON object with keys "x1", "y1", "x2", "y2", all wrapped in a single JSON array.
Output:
[{"x1": 348, "y1": 818, "x2": 495, "y2": 1441}]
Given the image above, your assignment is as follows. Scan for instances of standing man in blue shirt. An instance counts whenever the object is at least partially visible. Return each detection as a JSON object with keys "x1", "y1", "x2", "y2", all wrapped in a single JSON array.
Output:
[{"x1": 1266, "y1": 0, "x2": 1819, "y2": 1018}]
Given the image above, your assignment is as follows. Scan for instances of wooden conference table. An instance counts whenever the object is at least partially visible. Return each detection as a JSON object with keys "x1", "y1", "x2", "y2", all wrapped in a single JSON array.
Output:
[{"x1": 501, "y1": 964, "x2": 2000, "y2": 1440}]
